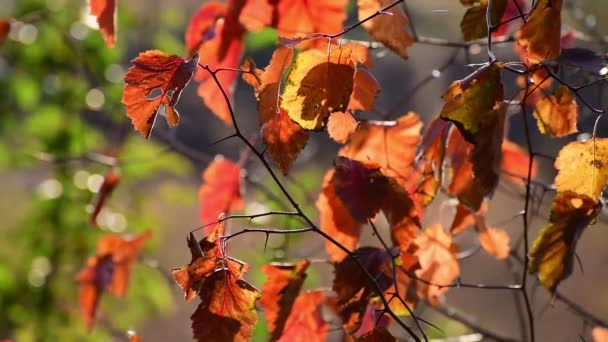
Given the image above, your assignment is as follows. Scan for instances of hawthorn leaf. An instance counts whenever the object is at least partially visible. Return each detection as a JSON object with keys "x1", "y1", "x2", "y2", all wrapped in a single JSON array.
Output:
[
  {"x1": 350, "y1": 68, "x2": 381, "y2": 111},
  {"x1": 340, "y1": 113, "x2": 422, "y2": 188},
  {"x1": 555, "y1": 138, "x2": 608, "y2": 200},
  {"x1": 192, "y1": 270, "x2": 260, "y2": 342},
  {"x1": 77, "y1": 231, "x2": 151, "y2": 328},
  {"x1": 278, "y1": 290, "x2": 328, "y2": 342},
  {"x1": 357, "y1": 0, "x2": 414, "y2": 59},
  {"x1": 122, "y1": 50, "x2": 198, "y2": 139},
  {"x1": 261, "y1": 107, "x2": 309, "y2": 175},
  {"x1": 90, "y1": 167, "x2": 120, "y2": 227},
  {"x1": 0, "y1": 19, "x2": 10, "y2": 45},
  {"x1": 90, "y1": 0, "x2": 116, "y2": 47},
  {"x1": 533, "y1": 85, "x2": 578, "y2": 137},
  {"x1": 327, "y1": 111, "x2": 358, "y2": 144},
  {"x1": 415, "y1": 224, "x2": 459, "y2": 306},
  {"x1": 198, "y1": 156, "x2": 244, "y2": 233},
  {"x1": 516, "y1": 0, "x2": 562, "y2": 64},
  {"x1": 259, "y1": 261, "x2": 311, "y2": 341},
  {"x1": 316, "y1": 169, "x2": 362, "y2": 262},
  {"x1": 501, "y1": 139, "x2": 537, "y2": 186},
  {"x1": 356, "y1": 327, "x2": 396, "y2": 342},
  {"x1": 460, "y1": 0, "x2": 507, "y2": 41},
  {"x1": 186, "y1": 1, "x2": 244, "y2": 125},
  {"x1": 529, "y1": 191, "x2": 600, "y2": 292},
  {"x1": 282, "y1": 43, "x2": 370, "y2": 130}
]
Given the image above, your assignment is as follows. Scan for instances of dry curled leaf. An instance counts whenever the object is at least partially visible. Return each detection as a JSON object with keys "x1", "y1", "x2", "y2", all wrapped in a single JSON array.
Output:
[
  {"x1": 529, "y1": 191, "x2": 600, "y2": 292},
  {"x1": 198, "y1": 156, "x2": 244, "y2": 234},
  {"x1": 358, "y1": 0, "x2": 414, "y2": 59},
  {"x1": 90, "y1": 0, "x2": 116, "y2": 47},
  {"x1": 122, "y1": 50, "x2": 198, "y2": 139},
  {"x1": 533, "y1": 85, "x2": 578, "y2": 137},
  {"x1": 516, "y1": 0, "x2": 562, "y2": 64},
  {"x1": 555, "y1": 138, "x2": 608, "y2": 200}
]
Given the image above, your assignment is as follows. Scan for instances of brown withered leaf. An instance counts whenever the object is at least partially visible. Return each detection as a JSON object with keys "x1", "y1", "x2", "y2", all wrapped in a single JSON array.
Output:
[{"x1": 357, "y1": 0, "x2": 414, "y2": 59}]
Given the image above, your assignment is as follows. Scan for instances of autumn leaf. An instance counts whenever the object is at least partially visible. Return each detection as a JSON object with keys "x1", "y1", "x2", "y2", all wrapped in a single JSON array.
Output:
[
  {"x1": 555, "y1": 138, "x2": 608, "y2": 200},
  {"x1": 529, "y1": 191, "x2": 600, "y2": 292},
  {"x1": 186, "y1": 1, "x2": 244, "y2": 125},
  {"x1": 593, "y1": 326, "x2": 608, "y2": 342},
  {"x1": 122, "y1": 50, "x2": 198, "y2": 139},
  {"x1": 261, "y1": 107, "x2": 310, "y2": 174},
  {"x1": 354, "y1": 303, "x2": 391, "y2": 337},
  {"x1": 350, "y1": 69, "x2": 381, "y2": 111},
  {"x1": 90, "y1": 0, "x2": 116, "y2": 47},
  {"x1": 460, "y1": 0, "x2": 507, "y2": 41},
  {"x1": 493, "y1": 0, "x2": 526, "y2": 37},
  {"x1": 282, "y1": 43, "x2": 371, "y2": 130},
  {"x1": 415, "y1": 224, "x2": 459, "y2": 306},
  {"x1": 259, "y1": 261, "x2": 311, "y2": 341},
  {"x1": 198, "y1": 156, "x2": 244, "y2": 233},
  {"x1": 327, "y1": 111, "x2": 358, "y2": 144},
  {"x1": 333, "y1": 247, "x2": 393, "y2": 334},
  {"x1": 450, "y1": 200, "x2": 488, "y2": 235},
  {"x1": 278, "y1": 291, "x2": 328, "y2": 342},
  {"x1": 192, "y1": 269, "x2": 260, "y2": 342},
  {"x1": 533, "y1": 85, "x2": 578, "y2": 137},
  {"x1": 516, "y1": 0, "x2": 562, "y2": 64},
  {"x1": 356, "y1": 327, "x2": 396, "y2": 342},
  {"x1": 90, "y1": 167, "x2": 120, "y2": 227},
  {"x1": 473, "y1": 209, "x2": 510, "y2": 259},
  {"x1": 358, "y1": 0, "x2": 414, "y2": 59},
  {"x1": 340, "y1": 113, "x2": 422, "y2": 189},
  {"x1": 0, "y1": 19, "x2": 10, "y2": 45},
  {"x1": 501, "y1": 139, "x2": 537, "y2": 185},
  {"x1": 316, "y1": 169, "x2": 362, "y2": 262},
  {"x1": 77, "y1": 231, "x2": 151, "y2": 328},
  {"x1": 239, "y1": 0, "x2": 347, "y2": 39}
]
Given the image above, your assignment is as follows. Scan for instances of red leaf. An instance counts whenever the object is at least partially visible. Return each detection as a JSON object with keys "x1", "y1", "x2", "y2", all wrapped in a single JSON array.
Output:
[
  {"x1": 261, "y1": 107, "x2": 309, "y2": 175},
  {"x1": 501, "y1": 139, "x2": 537, "y2": 185},
  {"x1": 198, "y1": 156, "x2": 244, "y2": 233},
  {"x1": 192, "y1": 270, "x2": 259, "y2": 342},
  {"x1": 260, "y1": 261, "x2": 311, "y2": 341},
  {"x1": 90, "y1": 0, "x2": 116, "y2": 47},
  {"x1": 277, "y1": 290, "x2": 328, "y2": 342},
  {"x1": 90, "y1": 168, "x2": 120, "y2": 227},
  {"x1": 357, "y1": 327, "x2": 396, "y2": 342},
  {"x1": 77, "y1": 231, "x2": 151, "y2": 328},
  {"x1": 316, "y1": 169, "x2": 362, "y2": 262},
  {"x1": 493, "y1": 0, "x2": 526, "y2": 37},
  {"x1": 0, "y1": 19, "x2": 10, "y2": 46},
  {"x1": 122, "y1": 50, "x2": 198, "y2": 139}
]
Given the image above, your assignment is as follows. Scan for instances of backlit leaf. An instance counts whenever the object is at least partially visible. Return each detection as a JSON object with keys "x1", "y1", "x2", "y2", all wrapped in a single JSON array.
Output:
[
  {"x1": 316, "y1": 169, "x2": 362, "y2": 262},
  {"x1": 474, "y1": 210, "x2": 510, "y2": 259},
  {"x1": 460, "y1": 0, "x2": 507, "y2": 41},
  {"x1": 90, "y1": 0, "x2": 116, "y2": 47},
  {"x1": 260, "y1": 261, "x2": 311, "y2": 341},
  {"x1": 593, "y1": 326, "x2": 608, "y2": 342},
  {"x1": 0, "y1": 19, "x2": 11, "y2": 45},
  {"x1": 493, "y1": 0, "x2": 526, "y2": 37},
  {"x1": 516, "y1": 0, "x2": 562, "y2": 64},
  {"x1": 358, "y1": 0, "x2": 414, "y2": 59},
  {"x1": 198, "y1": 156, "x2": 244, "y2": 233},
  {"x1": 501, "y1": 139, "x2": 537, "y2": 186},
  {"x1": 282, "y1": 43, "x2": 370, "y2": 130},
  {"x1": 529, "y1": 191, "x2": 600, "y2": 292},
  {"x1": 327, "y1": 111, "x2": 358, "y2": 144},
  {"x1": 415, "y1": 224, "x2": 459, "y2": 306},
  {"x1": 533, "y1": 85, "x2": 578, "y2": 137},
  {"x1": 357, "y1": 327, "x2": 396, "y2": 342},
  {"x1": 278, "y1": 291, "x2": 328, "y2": 342},
  {"x1": 555, "y1": 138, "x2": 608, "y2": 200},
  {"x1": 122, "y1": 50, "x2": 198, "y2": 139},
  {"x1": 77, "y1": 255, "x2": 114, "y2": 329},
  {"x1": 261, "y1": 107, "x2": 309, "y2": 174},
  {"x1": 90, "y1": 167, "x2": 120, "y2": 227}
]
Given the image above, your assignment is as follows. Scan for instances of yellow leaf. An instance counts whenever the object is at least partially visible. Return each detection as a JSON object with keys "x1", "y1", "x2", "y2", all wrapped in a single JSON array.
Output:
[
  {"x1": 516, "y1": 0, "x2": 562, "y2": 64},
  {"x1": 555, "y1": 138, "x2": 608, "y2": 200}
]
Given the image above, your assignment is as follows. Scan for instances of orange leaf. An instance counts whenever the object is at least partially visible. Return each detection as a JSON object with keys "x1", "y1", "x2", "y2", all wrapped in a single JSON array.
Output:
[
  {"x1": 90, "y1": 167, "x2": 120, "y2": 227},
  {"x1": 316, "y1": 169, "x2": 362, "y2": 262},
  {"x1": 192, "y1": 270, "x2": 259, "y2": 342},
  {"x1": 501, "y1": 139, "x2": 537, "y2": 185},
  {"x1": 77, "y1": 231, "x2": 151, "y2": 328},
  {"x1": 261, "y1": 107, "x2": 309, "y2": 175},
  {"x1": 444, "y1": 128, "x2": 483, "y2": 211},
  {"x1": 187, "y1": 2, "x2": 244, "y2": 125},
  {"x1": 533, "y1": 85, "x2": 578, "y2": 137},
  {"x1": 340, "y1": 113, "x2": 422, "y2": 189},
  {"x1": 282, "y1": 43, "x2": 371, "y2": 130},
  {"x1": 327, "y1": 111, "x2": 358, "y2": 144},
  {"x1": 415, "y1": 224, "x2": 459, "y2": 306},
  {"x1": 198, "y1": 156, "x2": 244, "y2": 233},
  {"x1": 358, "y1": 0, "x2": 414, "y2": 59},
  {"x1": 0, "y1": 19, "x2": 10, "y2": 45},
  {"x1": 516, "y1": 0, "x2": 562, "y2": 64},
  {"x1": 278, "y1": 290, "x2": 328, "y2": 342},
  {"x1": 90, "y1": 0, "x2": 116, "y2": 47},
  {"x1": 122, "y1": 50, "x2": 198, "y2": 139},
  {"x1": 357, "y1": 327, "x2": 396, "y2": 342},
  {"x1": 529, "y1": 191, "x2": 600, "y2": 292},
  {"x1": 450, "y1": 201, "x2": 488, "y2": 235},
  {"x1": 259, "y1": 261, "x2": 311, "y2": 341},
  {"x1": 479, "y1": 227, "x2": 510, "y2": 259},
  {"x1": 593, "y1": 326, "x2": 608, "y2": 342},
  {"x1": 349, "y1": 69, "x2": 380, "y2": 111}
]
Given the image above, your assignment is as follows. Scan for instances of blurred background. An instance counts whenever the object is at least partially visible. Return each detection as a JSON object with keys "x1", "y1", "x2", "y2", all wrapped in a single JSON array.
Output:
[{"x1": 0, "y1": 0, "x2": 607, "y2": 341}]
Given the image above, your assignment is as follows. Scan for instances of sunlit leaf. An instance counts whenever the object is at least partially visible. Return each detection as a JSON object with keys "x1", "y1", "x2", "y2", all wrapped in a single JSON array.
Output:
[
  {"x1": 555, "y1": 138, "x2": 608, "y2": 200},
  {"x1": 358, "y1": 0, "x2": 414, "y2": 59},
  {"x1": 516, "y1": 0, "x2": 562, "y2": 64},
  {"x1": 593, "y1": 326, "x2": 608, "y2": 342},
  {"x1": 529, "y1": 191, "x2": 600, "y2": 292},
  {"x1": 533, "y1": 85, "x2": 578, "y2": 137},
  {"x1": 90, "y1": 0, "x2": 116, "y2": 47},
  {"x1": 90, "y1": 167, "x2": 120, "y2": 227},
  {"x1": 501, "y1": 139, "x2": 537, "y2": 185},
  {"x1": 356, "y1": 327, "x2": 396, "y2": 342},
  {"x1": 327, "y1": 111, "x2": 358, "y2": 144},
  {"x1": 460, "y1": 0, "x2": 507, "y2": 41},
  {"x1": 261, "y1": 107, "x2": 309, "y2": 174},
  {"x1": 122, "y1": 50, "x2": 198, "y2": 139},
  {"x1": 278, "y1": 290, "x2": 328, "y2": 342},
  {"x1": 0, "y1": 19, "x2": 10, "y2": 45}
]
